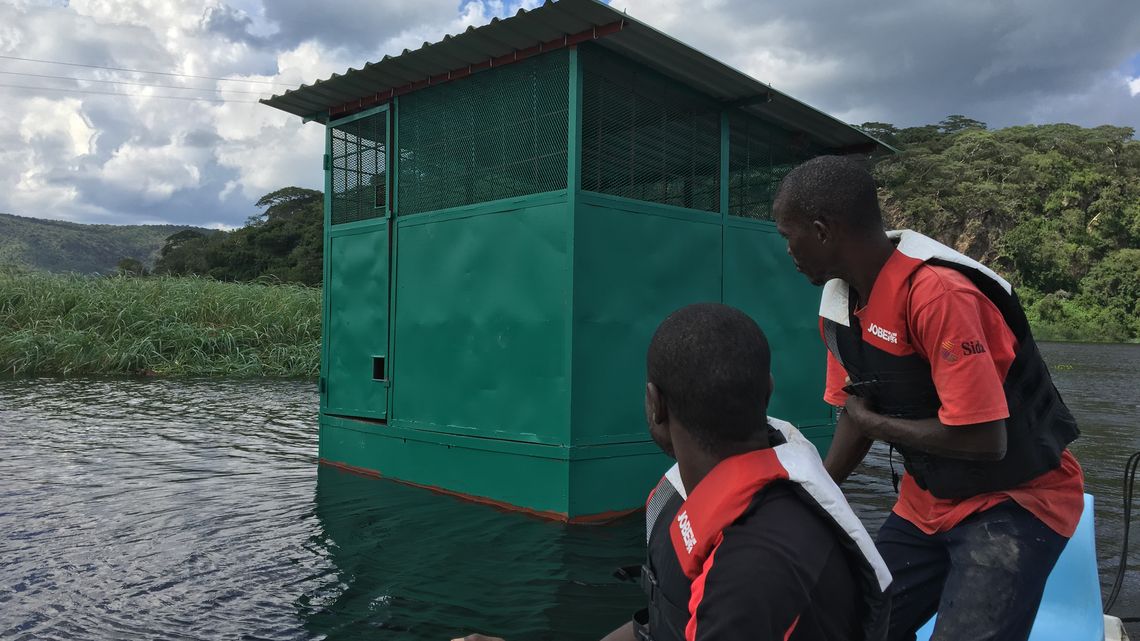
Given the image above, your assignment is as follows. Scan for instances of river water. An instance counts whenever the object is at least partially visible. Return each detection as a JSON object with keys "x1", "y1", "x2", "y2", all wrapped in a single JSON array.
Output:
[{"x1": 1, "y1": 342, "x2": 1137, "y2": 640}]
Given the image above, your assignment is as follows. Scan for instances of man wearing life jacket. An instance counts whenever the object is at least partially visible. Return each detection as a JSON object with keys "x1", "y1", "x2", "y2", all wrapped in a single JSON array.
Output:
[
  {"x1": 772, "y1": 155, "x2": 1084, "y2": 641},
  {"x1": 452, "y1": 303, "x2": 891, "y2": 641},
  {"x1": 624, "y1": 303, "x2": 891, "y2": 641}
]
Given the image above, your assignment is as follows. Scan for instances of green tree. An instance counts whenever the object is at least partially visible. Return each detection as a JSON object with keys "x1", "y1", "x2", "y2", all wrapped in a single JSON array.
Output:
[
  {"x1": 153, "y1": 187, "x2": 324, "y2": 286},
  {"x1": 161, "y1": 229, "x2": 206, "y2": 254},
  {"x1": 154, "y1": 229, "x2": 211, "y2": 276},
  {"x1": 116, "y1": 257, "x2": 147, "y2": 276},
  {"x1": 938, "y1": 115, "x2": 987, "y2": 134},
  {"x1": 1078, "y1": 249, "x2": 1140, "y2": 315},
  {"x1": 858, "y1": 122, "x2": 900, "y2": 147},
  {"x1": 250, "y1": 187, "x2": 322, "y2": 224},
  {"x1": 1002, "y1": 221, "x2": 1092, "y2": 292},
  {"x1": 896, "y1": 124, "x2": 942, "y2": 147}
]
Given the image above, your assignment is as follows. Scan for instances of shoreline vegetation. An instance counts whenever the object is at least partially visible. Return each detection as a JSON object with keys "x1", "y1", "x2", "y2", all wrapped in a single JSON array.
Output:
[
  {"x1": 0, "y1": 269, "x2": 1134, "y2": 380},
  {"x1": 0, "y1": 270, "x2": 320, "y2": 378}
]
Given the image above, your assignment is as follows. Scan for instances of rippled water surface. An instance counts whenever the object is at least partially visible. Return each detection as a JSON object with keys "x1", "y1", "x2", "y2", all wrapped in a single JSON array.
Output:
[{"x1": 1, "y1": 342, "x2": 1137, "y2": 640}]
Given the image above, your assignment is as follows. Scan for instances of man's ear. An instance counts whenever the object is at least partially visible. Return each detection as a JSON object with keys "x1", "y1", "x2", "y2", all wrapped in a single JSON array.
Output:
[
  {"x1": 646, "y1": 382, "x2": 676, "y2": 458},
  {"x1": 812, "y1": 218, "x2": 830, "y2": 244},
  {"x1": 646, "y1": 382, "x2": 668, "y2": 426}
]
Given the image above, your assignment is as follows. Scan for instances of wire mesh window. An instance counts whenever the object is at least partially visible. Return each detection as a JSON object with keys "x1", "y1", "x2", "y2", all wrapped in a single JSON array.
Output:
[
  {"x1": 397, "y1": 50, "x2": 569, "y2": 216},
  {"x1": 728, "y1": 112, "x2": 819, "y2": 220},
  {"x1": 580, "y1": 45, "x2": 720, "y2": 213},
  {"x1": 330, "y1": 111, "x2": 388, "y2": 225}
]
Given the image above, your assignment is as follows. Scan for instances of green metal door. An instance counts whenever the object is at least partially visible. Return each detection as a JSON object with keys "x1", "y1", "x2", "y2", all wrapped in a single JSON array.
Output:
[{"x1": 323, "y1": 106, "x2": 391, "y2": 420}]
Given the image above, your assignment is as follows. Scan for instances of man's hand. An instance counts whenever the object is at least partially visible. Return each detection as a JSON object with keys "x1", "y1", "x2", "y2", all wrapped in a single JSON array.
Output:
[
  {"x1": 841, "y1": 394, "x2": 1008, "y2": 461},
  {"x1": 823, "y1": 409, "x2": 875, "y2": 484},
  {"x1": 451, "y1": 635, "x2": 505, "y2": 641},
  {"x1": 842, "y1": 394, "x2": 882, "y2": 439}
]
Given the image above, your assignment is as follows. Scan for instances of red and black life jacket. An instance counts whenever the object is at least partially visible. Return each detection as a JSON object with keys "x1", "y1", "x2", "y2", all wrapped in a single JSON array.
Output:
[
  {"x1": 630, "y1": 418, "x2": 892, "y2": 641},
  {"x1": 819, "y1": 230, "x2": 1079, "y2": 499}
]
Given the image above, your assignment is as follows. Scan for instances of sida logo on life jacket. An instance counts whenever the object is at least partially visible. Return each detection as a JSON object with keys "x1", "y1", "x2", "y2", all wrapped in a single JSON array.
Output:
[
  {"x1": 941, "y1": 339, "x2": 986, "y2": 362},
  {"x1": 962, "y1": 340, "x2": 987, "y2": 355},
  {"x1": 940, "y1": 340, "x2": 960, "y2": 363}
]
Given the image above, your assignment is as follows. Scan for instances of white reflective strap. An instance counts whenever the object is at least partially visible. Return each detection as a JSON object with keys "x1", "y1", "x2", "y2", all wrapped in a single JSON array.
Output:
[
  {"x1": 890, "y1": 229, "x2": 1011, "y2": 294},
  {"x1": 768, "y1": 417, "x2": 893, "y2": 592},
  {"x1": 819, "y1": 278, "x2": 851, "y2": 326},
  {"x1": 646, "y1": 466, "x2": 684, "y2": 545},
  {"x1": 819, "y1": 229, "x2": 1013, "y2": 327},
  {"x1": 664, "y1": 463, "x2": 687, "y2": 500}
]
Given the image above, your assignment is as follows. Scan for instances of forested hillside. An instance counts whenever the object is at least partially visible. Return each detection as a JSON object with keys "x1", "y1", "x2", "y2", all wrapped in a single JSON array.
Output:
[
  {"x1": 863, "y1": 117, "x2": 1139, "y2": 342},
  {"x1": 0, "y1": 213, "x2": 210, "y2": 275}
]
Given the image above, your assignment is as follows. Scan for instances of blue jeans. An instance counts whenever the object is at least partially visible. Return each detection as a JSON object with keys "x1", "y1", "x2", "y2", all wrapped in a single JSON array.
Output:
[{"x1": 877, "y1": 500, "x2": 1069, "y2": 641}]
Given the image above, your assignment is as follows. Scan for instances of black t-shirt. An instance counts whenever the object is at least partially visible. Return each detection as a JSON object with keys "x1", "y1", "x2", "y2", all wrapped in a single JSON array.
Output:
[{"x1": 648, "y1": 481, "x2": 862, "y2": 641}]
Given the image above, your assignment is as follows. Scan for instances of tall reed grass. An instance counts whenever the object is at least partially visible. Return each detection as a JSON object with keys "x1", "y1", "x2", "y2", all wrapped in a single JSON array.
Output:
[{"x1": 0, "y1": 270, "x2": 321, "y2": 377}]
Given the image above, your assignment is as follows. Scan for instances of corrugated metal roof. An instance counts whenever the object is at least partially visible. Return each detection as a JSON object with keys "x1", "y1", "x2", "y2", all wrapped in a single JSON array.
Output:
[{"x1": 261, "y1": 0, "x2": 892, "y2": 154}]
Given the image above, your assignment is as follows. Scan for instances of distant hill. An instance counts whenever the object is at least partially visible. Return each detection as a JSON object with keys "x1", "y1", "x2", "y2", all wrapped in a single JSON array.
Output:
[{"x1": 0, "y1": 212, "x2": 215, "y2": 274}]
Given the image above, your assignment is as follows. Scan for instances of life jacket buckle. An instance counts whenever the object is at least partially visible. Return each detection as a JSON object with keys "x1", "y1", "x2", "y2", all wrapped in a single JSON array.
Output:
[{"x1": 613, "y1": 565, "x2": 643, "y2": 583}]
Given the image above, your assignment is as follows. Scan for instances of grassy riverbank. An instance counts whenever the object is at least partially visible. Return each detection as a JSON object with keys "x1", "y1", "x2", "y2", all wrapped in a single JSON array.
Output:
[
  {"x1": 0, "y1": 271, "x2": 320, "y2": 377},
  {"x1": 2, "y1": 265, "x2": 1131, "y2": 379}
]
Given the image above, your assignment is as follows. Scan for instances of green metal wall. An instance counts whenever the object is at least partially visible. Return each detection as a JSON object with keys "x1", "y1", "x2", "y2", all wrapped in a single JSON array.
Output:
[
  {"x1": 389, "y1": 195, "x2": 572, "y2": 445},
  {"x1": 320, "y1": 415, "x2": 572, "y2": 516},
  {"x1": 722, "y1": 219, "x2": 832, "y2": 430},
  {"x1": 567, "y1": 197, "x2": 832, "y2": 454},
  {"x1": 570, "y1": 194, "x2": 722, "y2": 446}
]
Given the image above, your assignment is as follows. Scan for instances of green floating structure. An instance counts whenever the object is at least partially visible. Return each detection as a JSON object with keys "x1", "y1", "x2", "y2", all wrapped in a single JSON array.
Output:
[{"x1": 262, "y1": 0, "x2": 891, "y2": 521}]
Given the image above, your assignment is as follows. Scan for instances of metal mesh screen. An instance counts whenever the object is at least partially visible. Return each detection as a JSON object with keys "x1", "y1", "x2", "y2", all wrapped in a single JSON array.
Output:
[
  {"x1": 728, "y1": 112, "x2": 818, "y2": 220},
  {"x1": 581, "y1": 45, "x2": 720, "y2": 212},
  {"x1": 330, "y1": 112, "x2": 387, "y2": 225},
  {"x1": 397, "y1": 50, "x2": 569, "y2": 216}
]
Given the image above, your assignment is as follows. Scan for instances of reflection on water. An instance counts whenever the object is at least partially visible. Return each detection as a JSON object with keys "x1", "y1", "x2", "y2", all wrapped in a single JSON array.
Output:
[
  {"x1": 307, "y1": 466, "x2": 640, "y2": 640},
  {"x1": 0, "y1": 342, "x2": 1137, "y2": 640}
]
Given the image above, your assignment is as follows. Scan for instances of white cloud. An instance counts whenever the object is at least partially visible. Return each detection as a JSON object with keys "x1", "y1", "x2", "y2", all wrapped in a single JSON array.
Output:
[
  {"x1": 0, "y1": 0, "x2": 1136, "y2": 228},
  {"x1": 19, "y1": 98, "x2": 96, "y2": 158},
  {"x1": 212, "y1": 107, "x2": 325, "y2": 200},
  {"x1": 68, "y1": 0, "x2": 202, "y2": 33},
  {"x1": 101, "y1": 141, "x2": 207, "y2": 201},
  {"x1": 272, "y1": 40, "x2": 353, "y2": 90}
]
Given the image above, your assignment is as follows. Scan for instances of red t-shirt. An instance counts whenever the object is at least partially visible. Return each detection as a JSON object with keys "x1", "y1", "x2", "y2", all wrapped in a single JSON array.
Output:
[{"x1": 824, "y1": 253, "x2": 1084, "y2": 537}]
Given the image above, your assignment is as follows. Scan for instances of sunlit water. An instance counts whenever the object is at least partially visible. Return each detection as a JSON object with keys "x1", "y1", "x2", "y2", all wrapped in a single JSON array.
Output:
[{"x1": 1, "y1": 342, "x2": 1137, "y2": 640}]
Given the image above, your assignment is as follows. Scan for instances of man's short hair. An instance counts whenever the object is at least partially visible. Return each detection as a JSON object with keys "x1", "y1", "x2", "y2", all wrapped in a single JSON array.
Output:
[
  {"x1": 646, "y1": 303, "x2": 771, "y2": 453},
  {"x1": 773, "y1": 155, "x2": 882, "y2": 233}
]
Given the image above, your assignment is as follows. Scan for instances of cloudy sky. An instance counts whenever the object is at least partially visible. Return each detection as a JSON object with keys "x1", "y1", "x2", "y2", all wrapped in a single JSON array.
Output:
[{"x1": 1, "y1": 0, "x2": 1137, "y2": 228}]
